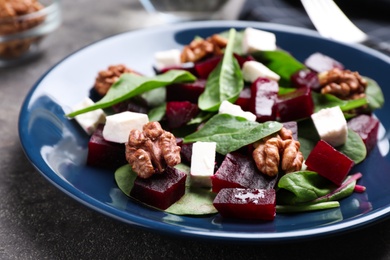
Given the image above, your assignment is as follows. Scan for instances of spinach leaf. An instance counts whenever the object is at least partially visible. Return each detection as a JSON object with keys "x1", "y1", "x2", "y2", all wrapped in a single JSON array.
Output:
[
  {"x1": 114, "y1": 164, "x2": 217, "y2": 215},
  {"x1": 219, "y1": 29, "x2": 245, "y2": 55},
  {"x1": 312, "y1": 92, "x2": 367, "y2": 112},
  {"x1": 252, "y1": 50, "x2": 306, "y2": 86},
  {"x1": 147, "y1": 102, "x2": 166, "y2": 122},
  {"x1": 276, "y1": 201, "x2": 340, "y2": 213},
  {"x1": 365, "y1": 77, "x2": 385, "y2": 110},
  {"x1": 198, "y1": 28, "x2": 244, "y2": 111},
  {"x1": 183, "y1": 114, "x2": 283, "y2": 155},
  {"x1": 67, "y1": 70, "x2": 196, "y2": 117},
  {"x1": 277, "y1": 171, "x2": 359, "y2": 205}
]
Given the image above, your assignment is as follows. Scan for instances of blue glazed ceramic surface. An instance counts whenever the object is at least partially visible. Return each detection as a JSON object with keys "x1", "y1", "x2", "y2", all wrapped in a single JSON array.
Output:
[{"x1": 18, "y1": 21, "x2": 390, "y2": 242}]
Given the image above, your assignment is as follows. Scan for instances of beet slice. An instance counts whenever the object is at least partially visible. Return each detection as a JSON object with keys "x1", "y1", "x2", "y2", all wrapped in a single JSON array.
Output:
[
  {"x1": 291, "y1": 69, "x2": 321, "y2": 91},
  {"x1": 276, "y1": 87, "x2": 314, "y2": 122},
  {"x1": 166, "y1": 79, "x2": 206, "y2": 103},
  {"x1": 112, "y1": 97, "x2": 149, "y2": 114},
  {"x1": 86, "y1": 124, "x2": 127, "y2": 170},
  {"x1": 165, "y1": 101, "x2": 199, "y2": 129},
  {"x1": 235, "y1": 87, "x2": 251, "y2": 112},
  {"x1": 130, "y1": 166, "x2": 187, "y2": 210},
  {"x1": 211, "y1": 153, "x2": 277, "y2": 193},
  {"x1": 213, "y1": 188, "x2": 276, "y2": 221},
  {"x1": 305, "y1": 140, "x2": 354, "y2": 186},
  {"x1": 347, "y1": 114, "x2": 379, "y2": 153},
  {"x1": 249, "y1": 77, "x2": 279, "y2": 122},
  {"x1": 304, "y1": 52, "x2": 344, "y2": 73}
]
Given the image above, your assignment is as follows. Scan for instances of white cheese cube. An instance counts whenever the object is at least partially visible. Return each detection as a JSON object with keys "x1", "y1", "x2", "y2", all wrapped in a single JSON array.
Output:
[
  {"x1": 242, "y1": 27, "x2": 277, "y2": 54},
  {"x1": 102, "y1": 111, "x2": 149, "y2": 143},
  {"x1": 190, "y1": 142, "x2": 217, "y2": 188},
  {"x1": 72, "y1": 98, "x2": 106, "y2": 135},
  {"x1": 311, "y1": 106, "x2": 348, "y2": 147},
  {"x1": 219, "y1": 100, "x2": 256, "y2": 121},
  {"x1": 154, "y1": 49, "x2": 182, "y2": 70},
  {"x1": 242, "y1": 60, "x2": 280, "y2": 82}
]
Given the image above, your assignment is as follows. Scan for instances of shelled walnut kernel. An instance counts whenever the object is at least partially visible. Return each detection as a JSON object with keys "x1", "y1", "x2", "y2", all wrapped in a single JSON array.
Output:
[
  {"x1": 0, "y1": 0, "x2": 45, "y2": 58},
  {"x1": 252, "y1": 127, "x2": 303, "y2": 177}
]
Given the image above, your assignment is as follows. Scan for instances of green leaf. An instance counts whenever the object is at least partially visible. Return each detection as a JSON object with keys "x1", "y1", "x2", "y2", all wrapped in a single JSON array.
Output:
[
  {"x1": 114, "y1": 164, "x2": 217, "y2": 216},
  {"x1": 312, "y1": 92, "x2": 367, "y2": 112},
  {"x1": 219, "y1": 29, "x2": 245, "y2": 55},
  {"x1": 276, "y1": 201, "x2": 340, "y2": 213},
  {"x1": 277, "y1": 171, "x2": 358, "y2": 205},
  {"x1": 198, "y1": 28, "x2": 244, "y2": 111},
  {"x1": 183, "y1": 114, "x2": 283, "y2": 155},
  {"x1": 252, "y1": 50, "x2": 306, "y2": 86},
  {"x1": 147, "y1": 102, "x2": 166, "y2": 122},
  {"x1": 67, "y1": 70, "x2": 196, "y2": 117},
  {"x1": 365, "y1": 77, "x2": 385, "y2": 110},
  {"x1": 337, "y1": 129, "x2": 367, "y2": 164}
]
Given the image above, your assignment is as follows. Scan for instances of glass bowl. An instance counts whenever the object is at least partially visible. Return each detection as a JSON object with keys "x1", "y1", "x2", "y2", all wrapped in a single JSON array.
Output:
[{"x1": 0, "y1": 0, "x2": 61, "y2": 67}]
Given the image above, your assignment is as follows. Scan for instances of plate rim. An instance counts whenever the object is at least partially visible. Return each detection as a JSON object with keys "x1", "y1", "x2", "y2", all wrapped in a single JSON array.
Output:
[{"x1": 18, "y1": 20, "x2": 390, "y2": 243}]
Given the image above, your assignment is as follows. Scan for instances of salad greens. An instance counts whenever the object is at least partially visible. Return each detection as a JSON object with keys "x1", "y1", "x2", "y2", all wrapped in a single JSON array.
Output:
[
  {"x1": 67, "y1": 70, "x2": 196, "y2": 117},
  {"x1": 198, "y1": 29, "x2": 244, "y2": 111}
]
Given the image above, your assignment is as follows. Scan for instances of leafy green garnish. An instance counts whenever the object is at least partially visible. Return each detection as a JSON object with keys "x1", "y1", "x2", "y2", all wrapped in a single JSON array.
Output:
[
  {"x1": 183, "y1": 114, "x2": 283, "y2": 155},
  {"x1": 312, "y1": 92, "x2": 367, "y2": 113},
  {"x1": 147, "y1": 102, "x2": 166, "y2": 122},
  {"x1": 276, "y1": 201, "x2": 340, "y2": 213},
  {"x1": 114, "y1": 164, "x2": 217, "y2": 215},
  {"x1": 198, "y1": 28, "x2": 244, "y2": 111},
  {"x1": 365, "y1": 77, "x2": 385, "y2": 110},
  {"x1": 67, "y1": 70, "x2": 196, "y2": 117}
]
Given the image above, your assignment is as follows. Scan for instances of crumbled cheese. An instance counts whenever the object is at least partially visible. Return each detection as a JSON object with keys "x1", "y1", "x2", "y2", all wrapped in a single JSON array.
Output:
[
  {"x1": 242, "y1": 27, "x2": 277, "y2": 54},
  {"x1": 242, "y1": 60, "x2": 280, "y2": 82},
  {"x1": 154, "y1": 49, "x2": 182, "y2": 70},
  {"x1": 311, "y1": 106, "x2": 348, "y2": 147},
  {"x1": 190, "y1": 141, "x2": 217, "y2": 188},
  {"x1": 102, "y1": 111, "x2": 149, "y2": 143},
  {"x1": 72, "y1": 97, "x2": 106, "y2": 135},
  {"x1": 219, "y1": 100, "x2": 256, "y2": 121}
]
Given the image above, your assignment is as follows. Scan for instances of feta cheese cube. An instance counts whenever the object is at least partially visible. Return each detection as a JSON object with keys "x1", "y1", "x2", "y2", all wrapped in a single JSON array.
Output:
[
  {"x1": 190, "y1": 142, "x2": 217, "y2": 188},
  {"x1": 311, "y1": 106, "x2": 348, "y2": 147},
  {"x1": 154, "y1": 49, "x2": 182, "y2": 70},
  {"x1": 219, "y1": 100, "x2": 256, "y2": 121},
  {"x1": 242, "y1": 27, "x2": 277, "y2": 54},
  {"x1": 242, "y1": 60, "x2": 280, "y2": 82},
  {"x1": 72, "y1": 98, "x2": 106, "y2": 135},
  {"x1": 103, "y1": 111, "x2": 149, "y2": 143}
]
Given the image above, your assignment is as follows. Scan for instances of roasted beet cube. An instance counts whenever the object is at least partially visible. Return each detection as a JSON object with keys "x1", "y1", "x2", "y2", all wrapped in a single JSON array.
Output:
[
  {"x1": 165, "y1": 101, "x2": 199, "y2": 129},
  {"x1": 347, "y1": 114, "x2": 379, "y2": 153},
  {"x1": 179, "y1": 142, "x2": 193, "y2": 164},
  {"x1": 195, "y1": 55, "x2": 222, "y2": 79},
  {"x1": 304, "y1": 52, "x2": 344, "y2": 73},
  {"x1": 235, "y1": 87, "x2": 251, "y2": 112},
  {"x1": 249, "y1": 77, "x2": 279, "y2": 122},
  {"x1": 276, "y1": 87, "x2": 314, "y2": 122},
  {"x1": 306, "y1": 140, "x2": 354, "y2": 186},
  {"x1": 166, "y1": 79, "x2": 206, "y2": 103},
  {"x1": 112, "y1": 97, "x2": 149, "y2": 114},
  {"x1": 130, "y1": 166, "x2": 187, "y2": 210},
  {"x1": 213, "y1": 188, "x2": 276, "y2": 221},
  {"x1": 291, "y1": 69, "x2": 321, "y2": 91},
  {"x1": 87, "y1": 124, "x2": 127, "y2": 170},
  {"x1": 211, "y1": 153, "x2": 277, "y2": 193}
]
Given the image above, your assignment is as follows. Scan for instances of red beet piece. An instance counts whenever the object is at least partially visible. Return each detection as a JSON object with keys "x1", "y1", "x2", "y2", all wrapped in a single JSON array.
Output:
[
  {"x1": 87, "y1": 124, "x2": 127, "y2": 170},
  {"x1": 176, "y1": 139, "x2": 193, "y2": 164},
  {"x1": 130, "y1": 166, "x2": 187, "y2": 210},
  {"x1": 291, "y1": 69, "x2": 321, "y2": 91},
  {"x1": 306, "y1": 140, "x2": 354, "y2": 186},
  {"x1": 213, "y1": 188, "x2": 276, "y2": 221},
  {"x1": 304, "y1": 52, "x2": 344, "y2": 73},
  {"x1": 165, "y1": 101, "x2": 199, "y2": 129},
  {"x1": 235, "y1": 87, "x2": 251, "y2": 112},
  {"x1": 249, "y1": 77, "x2": 279, "y2": 122},
  {"x1": 112, "y1": 97, "x2": 149, "y2": 114},
  {"x1": 347, "y1": 114, "x2": 379, "y2": 153},
  {"x1": 276, "y1": 87, "x2": 314, "y2": 122},
  {"x1": 211, "y1": 153, "x2": 277, "y2": 193},
  {"x1": 166, "y1": 79, "x2": 206, "y2": 103}
]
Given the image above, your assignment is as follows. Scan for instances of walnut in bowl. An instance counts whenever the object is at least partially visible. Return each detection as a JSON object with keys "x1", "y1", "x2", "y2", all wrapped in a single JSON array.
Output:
[{"x1": 0, "y1": 0, "x2": 61, "y2": 66}]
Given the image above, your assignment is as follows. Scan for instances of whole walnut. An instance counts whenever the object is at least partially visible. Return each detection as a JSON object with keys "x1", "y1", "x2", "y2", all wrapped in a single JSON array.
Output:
[
  {"x1": 252, "y1": 127, "x2": 303, "y2": 177},
  {"x1": 125, "y1": 122, "x2": 181, "y2": 178}
]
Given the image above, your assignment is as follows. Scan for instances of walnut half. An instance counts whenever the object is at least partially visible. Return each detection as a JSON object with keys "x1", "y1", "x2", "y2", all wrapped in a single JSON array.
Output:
[
  {"x1": 125, "y1": 122, "x2": 181, "y2": 178},
  {"x1": 252, "y1": 127, "x2": 304, "y2": 177}
]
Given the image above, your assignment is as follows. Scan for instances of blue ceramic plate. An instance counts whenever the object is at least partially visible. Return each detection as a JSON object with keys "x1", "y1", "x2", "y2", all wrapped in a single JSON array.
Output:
[{"x1": 19, "y1": 21, "x2": 390, "y2": 243}]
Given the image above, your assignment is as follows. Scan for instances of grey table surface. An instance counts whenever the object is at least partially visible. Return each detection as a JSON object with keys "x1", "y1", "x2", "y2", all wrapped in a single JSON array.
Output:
[{"x1": 1, "y1": 0, "x2": 390, "y2": 259}]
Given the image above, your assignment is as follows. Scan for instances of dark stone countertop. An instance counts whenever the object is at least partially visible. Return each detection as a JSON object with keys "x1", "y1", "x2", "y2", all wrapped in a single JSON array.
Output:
[{"x1": 1, "y1": 0, "x2": 390, "y2": 259}]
